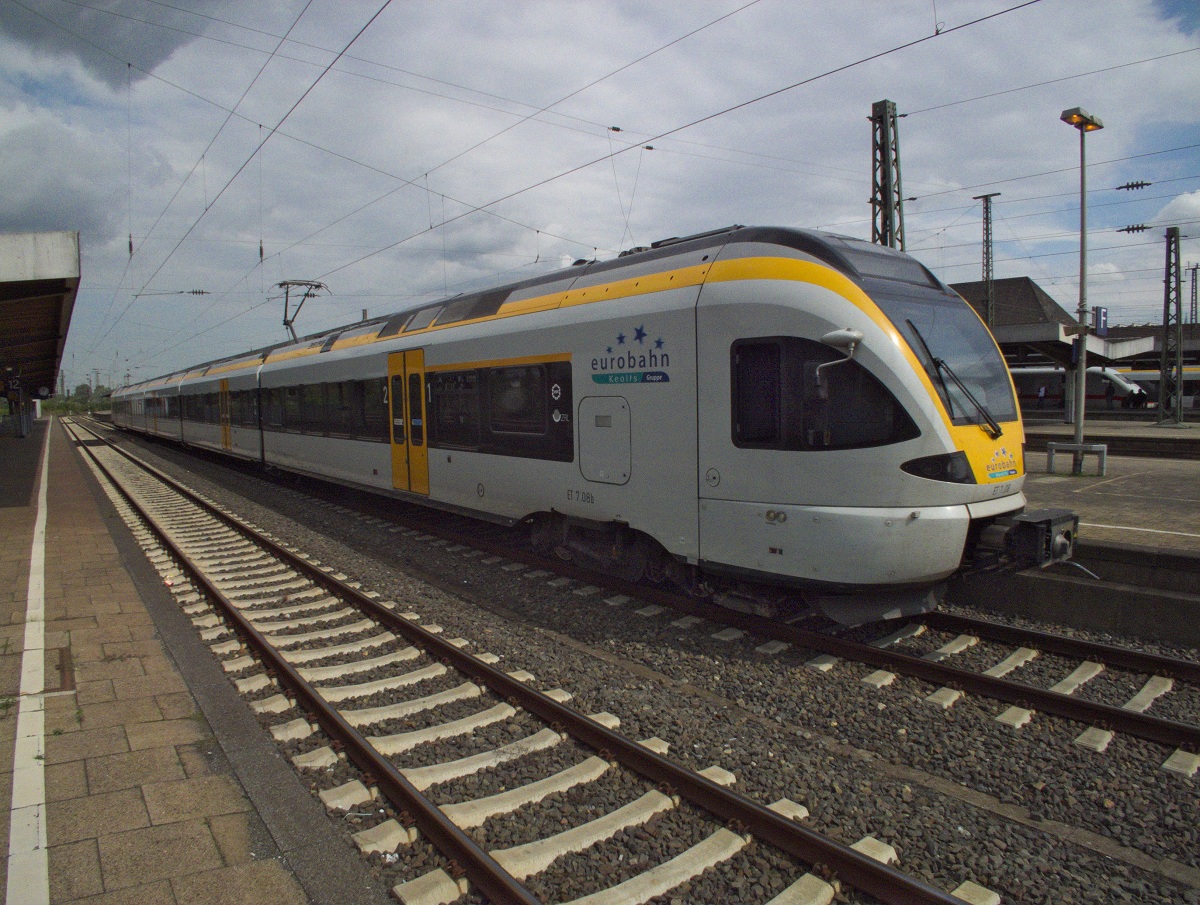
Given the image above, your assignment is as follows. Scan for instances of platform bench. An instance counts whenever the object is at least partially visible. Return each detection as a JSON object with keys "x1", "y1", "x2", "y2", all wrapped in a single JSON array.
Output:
[{"x1": 1045, "y1": 441, "x2": 1108, "y2": 476}]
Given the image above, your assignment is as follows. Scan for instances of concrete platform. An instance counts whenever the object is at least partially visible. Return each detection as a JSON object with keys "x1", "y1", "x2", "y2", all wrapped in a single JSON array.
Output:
[
  {"x1": 1025, "y1": 418, "x2": 1200, "y2": 460},
  {"x1": 955, "y1": 426, "x2": 1200, "y2": 645},
  {"x1": 1022, "y1": 441, "x2": 1200, "y2": 555},
  {"x1": 0, "y1": 418, "x2": 389, "y2": 905}
]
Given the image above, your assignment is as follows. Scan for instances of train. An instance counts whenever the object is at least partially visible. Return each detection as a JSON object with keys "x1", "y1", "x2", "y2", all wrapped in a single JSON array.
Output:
[
  {"x1": 112, "y1": 225, "x2": 1075, "y2": 623},
  {"x1": 1009, "y1": 365, "x2": 1200, "y2": 413}
]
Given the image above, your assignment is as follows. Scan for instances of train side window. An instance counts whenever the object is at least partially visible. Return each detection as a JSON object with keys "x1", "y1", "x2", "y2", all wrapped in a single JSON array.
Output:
[
  {"x1": 429, "y1": 371, "x2": 480, "y2": 448},
  {"x1": 488, "y1": 366, "x2": 546, "y2": 434},
  {"x1": 324, "y1": 382, "x2": 349, "y2": 436},
  {"x1": 283, "y1": 386, "x2": 302, "y2": 431},
  {"x1": 300, "y1": 384, "x2": 325, "y2": 433},
  {"x1": 361, "y1": 378, "x2": 388, "y2": 442},
  {"x1": 263, "y1": 388, "x2": 284, "y2": 429}
]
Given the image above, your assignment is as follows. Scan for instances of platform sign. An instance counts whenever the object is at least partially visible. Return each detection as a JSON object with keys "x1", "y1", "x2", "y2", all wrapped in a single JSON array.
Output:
[{"x1": 1092, "y1": 306, "x2": 1108, "y2": 337}]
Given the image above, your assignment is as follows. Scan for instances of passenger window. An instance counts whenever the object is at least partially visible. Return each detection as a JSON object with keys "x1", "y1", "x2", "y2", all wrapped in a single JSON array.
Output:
[
  {"x1": 362, "y1": 378, "x2": 387, "y2": 442},
  {"x1": 429, "y1": 371, "x2": 480, "y2": 448},
  {"x1": 488, "y1": 366, "x2": 546, "y2": 434}
]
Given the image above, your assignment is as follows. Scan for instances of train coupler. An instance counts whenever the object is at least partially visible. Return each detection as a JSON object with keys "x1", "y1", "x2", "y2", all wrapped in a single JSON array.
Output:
[{"x1": 977, "y1": 507, "x2": 1078, "y2": 568}]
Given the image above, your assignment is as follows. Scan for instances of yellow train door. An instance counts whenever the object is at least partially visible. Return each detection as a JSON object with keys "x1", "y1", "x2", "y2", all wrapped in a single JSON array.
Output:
[
  {"x1": 388, "y1": 350, "x2": 429, "y2": 495},
  {"x1": 219, "y1": 379, "x2": 232, "y2": 450}
]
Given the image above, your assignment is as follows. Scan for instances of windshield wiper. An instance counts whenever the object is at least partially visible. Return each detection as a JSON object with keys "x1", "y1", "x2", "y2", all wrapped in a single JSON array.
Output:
[
  {"x1": 935, "y1": 358, "x2": 1003, "y2": 439},
  {"x1": 906, "y1": 319, "x2": 1003, "y2": 439}
]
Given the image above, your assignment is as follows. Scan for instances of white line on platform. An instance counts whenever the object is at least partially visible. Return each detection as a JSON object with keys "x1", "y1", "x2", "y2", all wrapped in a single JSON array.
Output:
[
  {"x1": 1080, "y1": 522, "x2": 1200, "y2": 539},
  {"x1": 7, "y1": 419, "x2": 51, "y2": 905}
]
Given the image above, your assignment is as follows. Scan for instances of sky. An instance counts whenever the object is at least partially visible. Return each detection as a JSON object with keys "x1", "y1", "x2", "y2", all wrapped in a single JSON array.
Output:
[{"x1": 1, "y1": 0, "x2": 1198, "y2": 391}]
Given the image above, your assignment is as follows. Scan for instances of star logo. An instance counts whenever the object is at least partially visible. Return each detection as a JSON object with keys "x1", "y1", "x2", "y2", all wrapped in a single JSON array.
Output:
[{"x1": 633, "y1": 325, "x2": 647, "y2": 344}]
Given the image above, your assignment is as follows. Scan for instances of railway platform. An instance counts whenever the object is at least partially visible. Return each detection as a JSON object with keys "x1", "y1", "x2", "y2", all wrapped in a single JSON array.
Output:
[
  {"x1": 1024, "y1": 416, "x2": 1200, "y2": 460},
  {"x1": 0, "y1": 417, "x2": 387, "y2": 905},
  {"x1": 958, "y1": 420, "x2": 1200, "y2": 646},
  {"x1": 1022, "y1": 421, "x2": 1200, "y2": 554}
]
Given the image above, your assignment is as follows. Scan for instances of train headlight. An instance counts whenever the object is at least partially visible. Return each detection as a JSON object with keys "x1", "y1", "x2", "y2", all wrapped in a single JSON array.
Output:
[{"x1": 901, "y1": 451, "x2": 976, "y2": 484}]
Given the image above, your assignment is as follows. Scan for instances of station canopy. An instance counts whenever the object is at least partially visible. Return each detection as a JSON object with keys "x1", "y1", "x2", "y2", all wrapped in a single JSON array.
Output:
[
  {"x1": 0, "y1": 231, "x2": 80, "y2": 399},
  {"x1": 952, "y1": 276, "x2": 1154, "y2": 367}
]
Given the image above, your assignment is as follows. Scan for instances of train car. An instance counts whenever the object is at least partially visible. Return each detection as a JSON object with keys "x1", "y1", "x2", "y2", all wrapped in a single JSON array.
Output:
[
  {"x1": 1009, "y1": 366, "x2": 1143, "y2": 413},
  {"x1": 112, "y1": 226, "x2": 1075, "y2": 622},
  {"x1": 113, "y1": 372, "x2": 184, "y2": 441},
  {"x1": 1119, "y1": 366, "x2": 1200, "y2": 409},
  {"x1": 177, "y1": 352, "x2": 269, "y2": 462},
  {"x1": 258, "y1": 325, "x2": 391, "y2": 487}
]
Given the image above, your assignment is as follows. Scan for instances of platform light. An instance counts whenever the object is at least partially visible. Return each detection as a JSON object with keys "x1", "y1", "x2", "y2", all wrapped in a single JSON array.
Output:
[
  {"x1": 1060, "y1": 107, "x2": 1104, "y2": 132},
  {"x1": 1061, "y1": 107, "x2": 1104, "y2": 475}
]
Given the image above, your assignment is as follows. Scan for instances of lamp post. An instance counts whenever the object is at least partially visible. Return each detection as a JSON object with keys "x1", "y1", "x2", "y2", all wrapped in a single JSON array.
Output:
[{"x1": 1060, "y1": 106, "x2": 1103, "y2": 475}]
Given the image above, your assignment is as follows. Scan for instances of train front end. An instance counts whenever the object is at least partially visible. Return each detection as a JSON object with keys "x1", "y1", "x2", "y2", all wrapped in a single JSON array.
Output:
[
  {"x1": 697, "y1": 229, "x2": 1076, "y2": 623},
  {"x1": 807, "y1": 236, "x2": 1077, "y2": 618}
]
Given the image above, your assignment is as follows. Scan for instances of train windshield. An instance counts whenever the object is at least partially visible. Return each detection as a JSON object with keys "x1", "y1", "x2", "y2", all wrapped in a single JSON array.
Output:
[{"x1": 871, "y1": 287, "x2": 1018, "y2": 427}]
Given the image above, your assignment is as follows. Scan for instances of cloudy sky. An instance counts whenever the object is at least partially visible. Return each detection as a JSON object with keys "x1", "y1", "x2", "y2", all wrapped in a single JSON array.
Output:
[{"x1": 2, "y1": 0, "x2": 1198, "y2": 390}]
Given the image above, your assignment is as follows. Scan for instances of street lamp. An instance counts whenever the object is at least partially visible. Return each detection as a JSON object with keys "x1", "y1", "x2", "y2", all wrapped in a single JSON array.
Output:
[{"x1": 1060, "y1": 106, "x2": 1103, "y2": 475}]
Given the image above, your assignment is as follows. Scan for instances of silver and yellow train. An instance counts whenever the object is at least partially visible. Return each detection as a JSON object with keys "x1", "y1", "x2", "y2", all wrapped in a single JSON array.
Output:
[{"x1": 112, "y1": 226, "x2": 1073, "y2": 622}]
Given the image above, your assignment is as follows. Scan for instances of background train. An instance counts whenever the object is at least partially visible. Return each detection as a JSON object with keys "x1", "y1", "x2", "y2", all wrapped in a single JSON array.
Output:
[
  {"x1": 1010, "y1": 365, "x2": 1200, "y2": 413},
  {"x1": 112, "y1": 225, "x2": 1074, "y2": 623}
]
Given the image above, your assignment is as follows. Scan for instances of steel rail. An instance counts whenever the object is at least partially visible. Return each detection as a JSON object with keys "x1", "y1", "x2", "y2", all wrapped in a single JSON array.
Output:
[
  {"x1": 67, "y1": 425, "x2": 541, "y2": 905},
  {"x1": 77, "y1": 423, "x2": 972, "y2": 905},
  {"x1": 923, "y1": 610, "x2": 1200, "y2": 685},
  {"x1": 682, "y1": 600, "x2": 1200, "y2": 752}
]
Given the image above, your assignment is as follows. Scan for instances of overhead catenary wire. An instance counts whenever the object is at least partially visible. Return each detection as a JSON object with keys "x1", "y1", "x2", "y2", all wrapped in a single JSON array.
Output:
[
  {"x1": 315, "y1": 1, "x2": 1048, "y2": 282},
  {"x1": 35, "y1": 0, "x2": 1193, "y2": 370},
  {"x1": 82, "y1": 0, "x2": 395, "y2": 358},
  {"x1": 258, "y1": 0, "x2": 766, "y2": 284},
  {"x1": 131, "y1": 0, "x2": 1052, "y2": 364},
  {"x1": 122, "y1": 0, "x2": 777, "y2": 365}
]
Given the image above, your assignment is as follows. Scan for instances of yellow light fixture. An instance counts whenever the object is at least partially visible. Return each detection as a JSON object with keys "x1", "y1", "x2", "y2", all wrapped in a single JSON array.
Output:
[{"x1": 1060, "y1": 107, "x2": 1104, "y2": 132}]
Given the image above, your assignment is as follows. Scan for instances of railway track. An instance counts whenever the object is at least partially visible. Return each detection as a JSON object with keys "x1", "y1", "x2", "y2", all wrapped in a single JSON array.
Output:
[
  {"x1": 286, "y1": 460, "x2": 1200, "y2": 774},
  {"x1": 84, "y1": 418, "x2": 1200, "y2": 771},
  {"x1": 67, "y1": 419, "x2": 1010, "y2": 905},
  {"x1": 727, "y1": 607, "x2": 1200, "y2": 769}
]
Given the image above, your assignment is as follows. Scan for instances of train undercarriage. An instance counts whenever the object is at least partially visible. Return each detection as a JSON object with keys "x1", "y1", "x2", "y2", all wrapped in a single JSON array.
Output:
[{"x1": 526, "y1": 506, "x2": 1078, "y2": 626}]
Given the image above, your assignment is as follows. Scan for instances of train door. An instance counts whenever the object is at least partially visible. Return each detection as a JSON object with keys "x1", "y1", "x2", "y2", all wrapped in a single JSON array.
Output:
[
  {"x1": 219, "y1": 379, "x2": 232, "y2": 450},
  {"x1": 388, "y1": 350, "x2": 429, "y2": 495}
]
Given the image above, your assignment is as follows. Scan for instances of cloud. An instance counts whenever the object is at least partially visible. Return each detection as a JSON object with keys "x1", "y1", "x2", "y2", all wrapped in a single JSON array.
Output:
[
  {"x1": 0, "y1": 116, "x2": 123, "y2": 235},
  {"x1": 0, "y1": 0, "x2": 236, "y2": 88},
  {"x1": 0, "y1": 0, "x2": 1197, "y2": 385},
  {"x1": 1155, "y1": 189, "x2": 1200, "y2": 224}
]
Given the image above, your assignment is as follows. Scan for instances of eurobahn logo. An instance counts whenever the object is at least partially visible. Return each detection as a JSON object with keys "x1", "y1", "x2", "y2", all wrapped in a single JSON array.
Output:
[
  {"x1": 987, "y1": 446, "x2": 1019, "y2": 479},
  {"x1": 591, "y1": 322, "x2": 670, "y2": 384}
]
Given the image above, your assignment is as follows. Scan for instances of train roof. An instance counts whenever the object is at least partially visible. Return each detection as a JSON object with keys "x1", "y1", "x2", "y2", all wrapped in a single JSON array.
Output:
[{"x1": 119, "y1": 225, "x2": 950, "y2": 388}]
